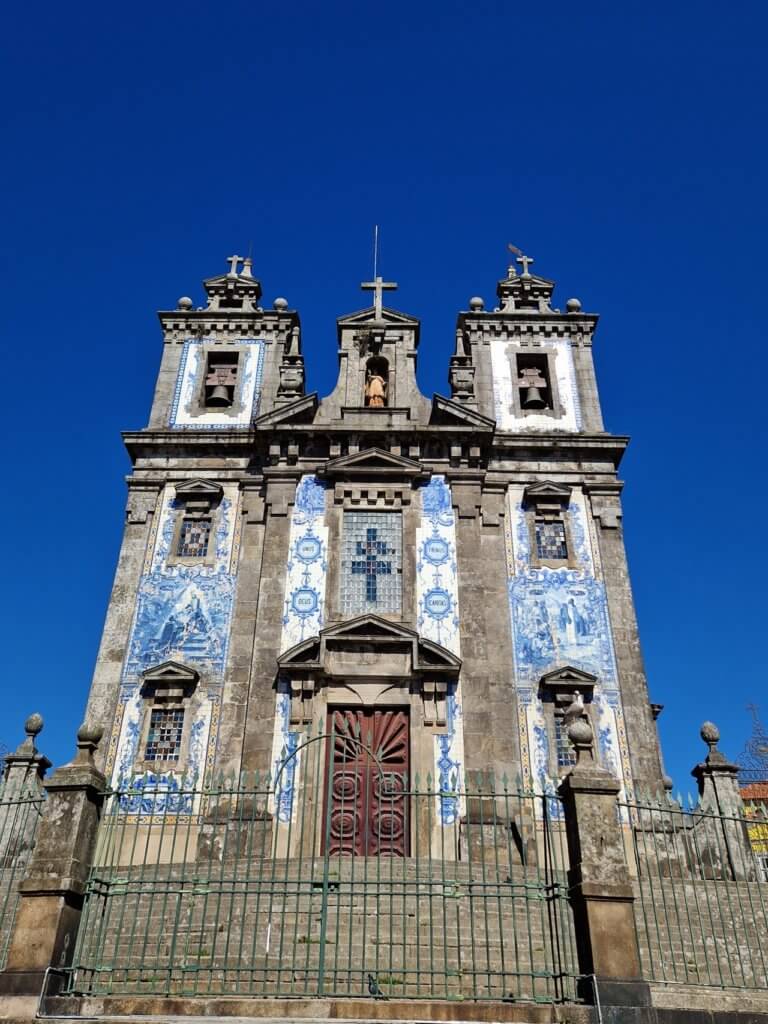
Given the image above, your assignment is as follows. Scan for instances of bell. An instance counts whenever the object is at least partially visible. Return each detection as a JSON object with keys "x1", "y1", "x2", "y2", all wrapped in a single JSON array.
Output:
[
  {"x1": 207, "y1": 384, "x2": 231, "y2": 407},
  {"x1": 522, "y1": 385, "x2": 546, "y2": 409}
]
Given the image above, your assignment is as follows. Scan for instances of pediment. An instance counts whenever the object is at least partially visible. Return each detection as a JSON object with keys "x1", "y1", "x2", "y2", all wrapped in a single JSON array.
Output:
[
  {"x1": 318, "y1": 447, "x2": 428, "y2": 482},
  {"x1": 141, "y1": 660, "x2": 200, "y2": 697},
  {"x1": 539, "y1": 665, "x2": 597, "y2": 688},
  {"x1": 278, "y1": 615, "x2": 461, "y2": 677},
  {"x1": 523, "y1": 480, "x2": 572, "y2": 503},
  {"x1": 337, "y1": 306, "x2": 419, "y2": 327},
  {"x1": 254, "y1": 393, "x2": 318, "y2": 428},
  {"x1": 430, "y1": 395, "x2": 495, "y2": 431},
  {"x1": 174, "y1": 479, "x2": 223, "y2": 504}
]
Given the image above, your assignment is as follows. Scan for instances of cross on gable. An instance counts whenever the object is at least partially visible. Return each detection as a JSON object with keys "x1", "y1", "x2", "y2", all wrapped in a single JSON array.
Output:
[
  {"x1": 351, "y1": 527, "x2": 394, "y2": 602},
  {"x1": 361, "y1": 275, "x2": 398, "y2": 320}
]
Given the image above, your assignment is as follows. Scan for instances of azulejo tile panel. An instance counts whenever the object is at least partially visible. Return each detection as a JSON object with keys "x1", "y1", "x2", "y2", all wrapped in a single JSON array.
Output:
[
  {"x1": 417, "y1": 476, "x2": 465, "y2": 823},
  {"x1": 169, "y1": 339, "x2": 265, "y2": 428},
  {"x1": 490, "y1": 339, "x2": 581, "y2": 432},
  {"x1": 107, "y1": 484, "x2": 240, "y2": 806},
  {"x1": 504, "y1": 486, "x2": 632, "y2": 801},
  {"x1": 269, "y1": 475, "x2": 329, "y2": 822}
]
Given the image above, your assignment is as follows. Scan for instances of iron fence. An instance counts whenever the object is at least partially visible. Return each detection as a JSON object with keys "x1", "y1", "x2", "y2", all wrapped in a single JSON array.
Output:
[
  {"x1": 0, "y1": 771, "x2": 46, "y2": 969},
  {"x1": 65, "y1": 729, "x2": 578, "y2": 1002},
  {"x1": 622, "y1": 791, "x2": 768, "y2": 990}
]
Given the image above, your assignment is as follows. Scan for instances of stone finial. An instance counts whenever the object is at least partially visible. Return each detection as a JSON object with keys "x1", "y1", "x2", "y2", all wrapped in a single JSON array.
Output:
[
  {"x1": 700, "y1": 720, "x2": 726, "y2": 764},
  {"x1": 14, "y1": 713, "x2": 44, "y2": 755},
  {"x1": 566, "y1": 297, "x2": 582, "y2": 313},
  {"x1": 567, "y1": 716, "x2": 595, "y2": 766},
  {"x1": 177, "y1": 296, "x2": 193, "y2": 310},
  {"x1": 273, "y1": 297, "x2": 289, "y2": 311},
  {"x1": 469, "y1": 296, "x2": 484, "y2": 311},
  {"x1": 73, "y1": 722, "x2": 104, "y2": 767}
]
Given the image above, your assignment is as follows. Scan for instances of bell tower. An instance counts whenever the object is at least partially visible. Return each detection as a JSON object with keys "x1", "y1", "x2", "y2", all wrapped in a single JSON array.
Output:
[{"x1": 315, "y1": 275, "x2": 431, "y2": 425}]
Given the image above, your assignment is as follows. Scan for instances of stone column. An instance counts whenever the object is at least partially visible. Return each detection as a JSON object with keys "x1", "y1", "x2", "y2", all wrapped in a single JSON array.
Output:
[
  {"x1": 559, "y1": 717, "x2": 651, "y2": 1009},
  {"x1": 0, "y1": 724, "x2": 105, "y2": 998},
  {"x1": 0, "y1": 714, "x2": 50, "y2": 865},
  {"x1": 692, "y1": 720, "x2": 754, "y2": 882}
]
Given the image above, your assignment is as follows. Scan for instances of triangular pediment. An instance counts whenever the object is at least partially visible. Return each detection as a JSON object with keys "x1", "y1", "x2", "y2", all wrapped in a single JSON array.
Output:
[
  {"x1": 539, "y1": 665, "x2": 597, "y2": 687},
  {"x1": 318, "y1": 447, "x2": 428, "y2": 481},
  {"x1": 278, "y1": 615, "x2": 461, "y2": 676},
  {"x1": 254, "y1": 393, "x2": 318, "y2": 428},
  {"x1": 523, "y1": 480, "x2": 573, "y2": 502},
  {"x1": 337, "y1": 306, "x2": 419, "y2": 327},
  {"x1": 430, "y1": 395, "x2": 495, "y2": 431},
  {"x1": 142, "y1": 660, "x2": 200, "y2": 684},
  {"x1": 174, "y1": 479, "x2": 223, "y2": 503}
]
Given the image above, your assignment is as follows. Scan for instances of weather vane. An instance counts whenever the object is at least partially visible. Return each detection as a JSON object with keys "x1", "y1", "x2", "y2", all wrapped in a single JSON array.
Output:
[{"x1": 507, "y1": 243, "x2": 534, "y2": 277}]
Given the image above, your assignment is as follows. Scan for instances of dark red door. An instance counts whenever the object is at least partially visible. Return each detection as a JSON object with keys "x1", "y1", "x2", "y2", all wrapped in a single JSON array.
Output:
[{"x1": 324, "y1": 708, "x2": 409, "y2": 857}]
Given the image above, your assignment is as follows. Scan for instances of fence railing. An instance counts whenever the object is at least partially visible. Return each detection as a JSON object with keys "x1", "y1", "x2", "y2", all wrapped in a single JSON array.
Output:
[
  {"x1": 622, "y1": 791, "x2": 768, "y2": 990},
  {"x1": 0, "y1": 774, "x2": 46, "y2": 969},
  {"x1": 65, "y1": 764, "x2": 578, "y2": 1003}
]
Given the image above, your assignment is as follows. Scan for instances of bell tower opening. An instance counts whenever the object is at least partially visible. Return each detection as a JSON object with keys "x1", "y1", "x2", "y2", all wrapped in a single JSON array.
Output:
[{"x1": 364, "y1": 355, "x2": 389, "y2": 407}]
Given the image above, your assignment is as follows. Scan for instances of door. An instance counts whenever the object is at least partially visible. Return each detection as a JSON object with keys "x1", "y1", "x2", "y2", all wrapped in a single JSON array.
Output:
[{"x1": 324, "y1": 707, "x2": 409, "y2": 856}]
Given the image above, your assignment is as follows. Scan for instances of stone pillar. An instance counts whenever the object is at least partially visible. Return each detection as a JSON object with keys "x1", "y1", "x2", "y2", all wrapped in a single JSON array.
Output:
[
  {"x1": 692, "y1": 720, "x2": 754, "y2": 882},
  {"x1": 0, "y1": 724, "x2": 105, "y2": 998},
  {"x1": 559, "y1": 718, "x2": 651, "y2": 1009},
  {"x1": 0, "y1": 714, "x2": 50, "y2": 864}
]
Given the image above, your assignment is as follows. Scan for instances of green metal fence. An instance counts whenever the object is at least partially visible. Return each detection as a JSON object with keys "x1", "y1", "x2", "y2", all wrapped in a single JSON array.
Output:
[
  {"x1": 622, "y1": 792, "x2": 768, "y2": 990},
  {"x1": 0, "y1": 771, "x2": 46, "y2": 969},
  {"x1": 65, "y1": 729, "x2": 578, "y2": 1002}
]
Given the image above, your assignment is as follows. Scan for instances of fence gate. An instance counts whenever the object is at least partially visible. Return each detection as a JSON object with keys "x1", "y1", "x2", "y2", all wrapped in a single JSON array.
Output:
[
  {"x1": 0, "y1": 772, "x2": 46, "y2": 969},
  {"x1": 65, "y1": 725, "x2": 579, "y2": 1002}
]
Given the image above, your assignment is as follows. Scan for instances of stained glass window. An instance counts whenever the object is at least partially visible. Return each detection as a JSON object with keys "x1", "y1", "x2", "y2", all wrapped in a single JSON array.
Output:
[
  {"x1": 177, "y1": 517, "x2": 212, "y2": 558},
  {"x1": 535, "y1": 519, "x2": 568, "y2": 561},
  {"x1": 145, "y1": 707, "x2": 185, "y2": 762},
  {"x1": 340, "y1": 512, "x2": 402, "y2": 614},
  {"x1": 554, "y1": 714, "x2": 577, "y2": 770}
]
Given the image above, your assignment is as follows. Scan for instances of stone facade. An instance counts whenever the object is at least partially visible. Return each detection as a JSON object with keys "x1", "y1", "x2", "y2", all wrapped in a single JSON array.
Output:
[{"x1": 84, "y1": 252, "x2": 664, "y2": 817}]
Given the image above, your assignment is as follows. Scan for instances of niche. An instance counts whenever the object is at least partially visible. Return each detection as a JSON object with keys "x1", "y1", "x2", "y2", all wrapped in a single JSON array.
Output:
[
  {"x1": 365, "y1": 356, "x2": 389, "y2": 407},
  {"x1": 204, "y1": 350, "x2": 239, "y2": 408}
]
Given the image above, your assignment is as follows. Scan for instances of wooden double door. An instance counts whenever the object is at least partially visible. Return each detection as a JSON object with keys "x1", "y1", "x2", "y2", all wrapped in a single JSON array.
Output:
[{"x1": 324, "y1": 707, "x2": 410, "y2": 857}]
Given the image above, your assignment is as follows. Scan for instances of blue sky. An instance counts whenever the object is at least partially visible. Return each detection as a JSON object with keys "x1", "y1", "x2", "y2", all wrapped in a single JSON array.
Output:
[{"x1": 1, "y1": 1, "x2": 766, "y2": 793}]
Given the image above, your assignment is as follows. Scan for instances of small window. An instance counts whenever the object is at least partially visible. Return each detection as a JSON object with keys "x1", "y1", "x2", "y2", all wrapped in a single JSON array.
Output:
[
  {"x1": 204, "y1": 351, "x2": 239, "y2": 408},
  {"x1": 144, "y1": 706, "x2": 185, "y2": 762},
  {"x1": 535, "y1": 519, "x2": 568, "y2": 561},
  {"x1": 516, "y1": 353, "x2": 552, "y2": 411},
  {"x1": 176, "y1": 517, "x2": 212, "y2": 558},
  {"x1": 554, "y1": 713, "x2": 577, "y2": 770}
]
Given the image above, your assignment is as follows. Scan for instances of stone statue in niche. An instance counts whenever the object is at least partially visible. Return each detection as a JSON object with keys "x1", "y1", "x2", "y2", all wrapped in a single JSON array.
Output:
[{"x1": 365, "y1": 356, "x2": 389, "y2": 407}]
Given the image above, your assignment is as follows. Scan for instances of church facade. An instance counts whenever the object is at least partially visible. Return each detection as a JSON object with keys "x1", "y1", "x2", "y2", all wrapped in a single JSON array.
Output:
[{"x1": 84, "y1": 251, "x2": 665, "y2": 841}]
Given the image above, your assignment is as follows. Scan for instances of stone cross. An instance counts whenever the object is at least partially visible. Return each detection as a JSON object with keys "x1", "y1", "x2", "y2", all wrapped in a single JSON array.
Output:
[
  {"x1": 226, "y1": 254, "x2": 242, "y2": 277},
  {"x1": 516, "y1": 253, "x2": 534, "y2": 276},
  {"x1": 361, "y1": 275, "x2": 398, "y2": 320}
]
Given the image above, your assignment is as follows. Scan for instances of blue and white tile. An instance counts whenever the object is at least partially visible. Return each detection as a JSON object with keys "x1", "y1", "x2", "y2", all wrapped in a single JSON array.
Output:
[
  {"x1": 490, "y1": 339, "x2": 581, "y2": 432},
  {"x1": 169, "y1": 339, "x2": 265, "y2": 428}
]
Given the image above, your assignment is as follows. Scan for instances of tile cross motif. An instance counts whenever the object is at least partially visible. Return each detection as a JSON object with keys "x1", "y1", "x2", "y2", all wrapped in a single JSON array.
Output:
[{"x1": 351, "y1": 528, "x2": 393, "y2": 602}]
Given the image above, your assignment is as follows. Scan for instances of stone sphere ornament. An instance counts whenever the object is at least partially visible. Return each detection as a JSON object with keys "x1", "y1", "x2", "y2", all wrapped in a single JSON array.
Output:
[
  {"x1": 567, "y1": 718, "x2": 593, "y2": 748},
  {"x1": 273, "y1": 297, "x2": 289, "y2": 311},
  {"x1": 177, "y1": 296, "x2": 194, "y2": 310},
  {"x1": 700, "y1": 721, "x2": 720, "y2": 746},
  {"x1": 469, "y1": 296, "x2": 485, "y2": 311},
  {"x1": 24, "y1": 712, "x2": 44, "y2": 737},
  {"x1": 566, "y1": 297, "x2": 582, "y2": 313},
  {"x1": 77, "y1": 722, "x2": 104, "y2": 746}
]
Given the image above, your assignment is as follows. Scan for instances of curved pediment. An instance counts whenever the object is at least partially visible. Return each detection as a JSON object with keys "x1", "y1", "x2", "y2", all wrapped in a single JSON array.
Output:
[{"x1": 278, "y1": 615, "x2": 461, "y2": 678}]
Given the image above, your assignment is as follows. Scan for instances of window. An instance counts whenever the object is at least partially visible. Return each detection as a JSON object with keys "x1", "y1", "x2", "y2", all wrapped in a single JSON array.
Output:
[
  {"x1": 204, "y1": 351, "x2": 239, "y2": 408},
  {"x1": 176, "y1": 517, "x2": 212, "y2": 558},
  {"x1": 535, "y1": 519, "x2": 568, "y2": 561},
  {"x1": 144, "y1": 706, "x2": 185, "y2": 762},
  {"x1": 340, "y1": 512, "x2": 402, "y2": 614},
  {"x1": 516, "y1": 353, "x2": 552, "y2": 411}
]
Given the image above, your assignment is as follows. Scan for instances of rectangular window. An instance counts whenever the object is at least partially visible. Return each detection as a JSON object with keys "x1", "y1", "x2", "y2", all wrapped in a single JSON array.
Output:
[
  {"x1": 535, "y1": 519, "x2": 568, "y2": 561},
  {"x1": 516, "y1": 353, "x2": 552, "y2": 411},
  {"x1": 177, "y1": 517, "x2": 212, "y2": 558},
  {"x1": 145, "y1": 707, "x2": 185, "y2": 762},
  {"x1": 340, "y1": 511, "x2": 402, "y2": 614},
  {"x1": 554, "y1": 714, "x2": 577, "y2": 770}
]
